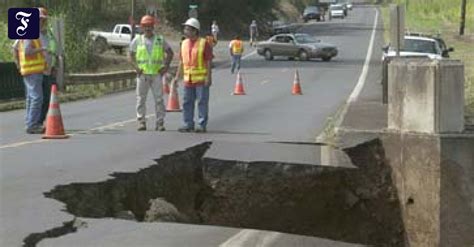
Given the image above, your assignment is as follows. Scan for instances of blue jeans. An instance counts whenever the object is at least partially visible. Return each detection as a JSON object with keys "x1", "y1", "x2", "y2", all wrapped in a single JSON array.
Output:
[
  {"x1": 23, "y1": 74, "x2": 44, "y2": 129},
  {"x1": 182, "y1": 85, "x2": 209, "y2": 128},
  {"x1": 231, "y1": 55, "x2": 242, "y2": 73}
]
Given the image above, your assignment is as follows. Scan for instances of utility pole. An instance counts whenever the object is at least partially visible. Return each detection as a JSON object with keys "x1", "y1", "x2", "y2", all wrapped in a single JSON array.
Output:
[
  {"x1": 131, "y1": 0, "x2": 136, "y2": 40},
  {"x1": 459, "y1": 0, "x2": 467, "y2": 35}
]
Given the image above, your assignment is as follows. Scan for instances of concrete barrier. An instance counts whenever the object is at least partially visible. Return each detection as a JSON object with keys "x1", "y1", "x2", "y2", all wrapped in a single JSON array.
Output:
[
  {"x1": 388, "y1": 58, "x2": 465, "y2": 133},
  {"x1": 382, "y1": 133, "x2": 474, "y2": 247},
  {"x1": 335, "y1": 130, "x2": 474, "y2": 247}
]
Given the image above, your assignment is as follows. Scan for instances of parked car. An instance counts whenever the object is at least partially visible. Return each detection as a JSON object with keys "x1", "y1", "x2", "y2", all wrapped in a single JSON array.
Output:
[
  {"x1": 256, "y1": 33, "x2": 338, "y2": 61},
  {"x1": 347, "y1": 2, "x2": 353, "y2": 10},
  {"x1": 382, "y1": 34, "x2": 454, "y2": 61},
  {"x1": 303, "y1": 6, "x2": 322, "y2": 22},
  {"x1": 381, "y1": 33, "x2": 454, "y2": 85},
  {"x1": 336, "y1": 0, "x2": 349, "y2": 16},
  {"x1": 89, "y1": 24, "x2": 141, "y2": 54},
  {"x1": 329, "y1": 4, "x2": 345, "y2": 19}
]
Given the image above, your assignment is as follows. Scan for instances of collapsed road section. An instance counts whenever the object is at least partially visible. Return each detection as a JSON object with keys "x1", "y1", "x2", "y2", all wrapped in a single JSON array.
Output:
[{"x1": 28, "y1": 140, "x2": 405, "y2": 246}]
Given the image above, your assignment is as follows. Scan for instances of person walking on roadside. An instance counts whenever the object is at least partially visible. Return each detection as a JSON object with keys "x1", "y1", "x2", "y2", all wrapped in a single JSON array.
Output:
[
  {"x1": 129, "y1": 15, "x2": 174, "y2": 131},
  {"x1": 12, "y1": 7, "x2": 53, "y2": 134},
  {"x1": 229, "y1": 35, "x2": 244, "y2": 74},
  {"x1": 211, "y1": 20, "x2": 219, "y2": 41},
  {"x1": 173, "y1": 18, "x2": 213, "y2": 133},
  {"x1": 249, "y1": 20, "x2": 258, "y2": 47},
  {"x1": 36, "y1": 8, "x2": 60, "y2": 127}
]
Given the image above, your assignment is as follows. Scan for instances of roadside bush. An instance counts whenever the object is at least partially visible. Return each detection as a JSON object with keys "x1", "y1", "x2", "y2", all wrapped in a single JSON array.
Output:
[{"x1": 0, "y1": 22, "x2": 14, "y2": 62}]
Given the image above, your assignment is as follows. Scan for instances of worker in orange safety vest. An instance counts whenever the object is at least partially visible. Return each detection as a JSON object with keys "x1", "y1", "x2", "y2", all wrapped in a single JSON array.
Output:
[
  {"x1": 229, "y1": 35, "x2": 244, "y2": 74},
  {"x1": 172, "y1": 18, "x2": 213, "y2": 133}
]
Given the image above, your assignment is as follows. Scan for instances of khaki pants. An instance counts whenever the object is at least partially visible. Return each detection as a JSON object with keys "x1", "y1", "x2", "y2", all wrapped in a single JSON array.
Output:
[{"x1": 136, "y1": 74, "x2": 165, "y2": 125}]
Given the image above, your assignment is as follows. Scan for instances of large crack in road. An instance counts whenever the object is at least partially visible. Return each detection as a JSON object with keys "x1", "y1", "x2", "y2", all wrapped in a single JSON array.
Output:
[{"x1": 27, "y1": 140, "x2": 406, "y2": 246}]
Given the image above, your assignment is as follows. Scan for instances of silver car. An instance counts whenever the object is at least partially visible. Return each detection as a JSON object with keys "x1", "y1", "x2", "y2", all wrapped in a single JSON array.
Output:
[{"x1": 257, "y1": 33, "x2": 338, "y2": 61}]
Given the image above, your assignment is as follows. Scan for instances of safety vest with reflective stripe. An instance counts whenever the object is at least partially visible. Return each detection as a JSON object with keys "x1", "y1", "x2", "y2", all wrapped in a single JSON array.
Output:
[
  {"x1": 136, "y1": 35, "x2": 164, "y2": 75},
  {"x1": 181, "y1": 38, "x2": 208, "y2": 83},
  {"x1": 231, "y1": 40, "x2": 243, "y2": 55},
  {"x1": 18, "y1": 39, "x2": 46, "y2": 76}
]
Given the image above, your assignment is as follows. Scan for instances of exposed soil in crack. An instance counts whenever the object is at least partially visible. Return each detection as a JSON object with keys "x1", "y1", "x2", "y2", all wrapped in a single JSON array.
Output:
[{"x1": 31, "y1": 139, "x2": 405, "y2": 246}]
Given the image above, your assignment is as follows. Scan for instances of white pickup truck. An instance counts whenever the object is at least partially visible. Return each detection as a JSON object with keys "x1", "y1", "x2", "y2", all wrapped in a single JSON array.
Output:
[{"x1": 89, "y1": 24, "x2": 141, "y2": 54}]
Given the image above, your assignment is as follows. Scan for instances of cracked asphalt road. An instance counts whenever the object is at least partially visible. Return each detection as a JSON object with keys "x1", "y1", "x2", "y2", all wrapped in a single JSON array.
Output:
[{"x1": 0, "y1": 5, "x2": 383, "y2": 247}]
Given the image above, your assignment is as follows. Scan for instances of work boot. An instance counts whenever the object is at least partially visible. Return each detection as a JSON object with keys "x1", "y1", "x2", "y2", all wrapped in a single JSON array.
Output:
[
  {"x1": 137, "y1": 122, "x2": 146, "y2": 131},
  {"x1": 195, "y1": 126, "x2": 207, "y2": 133},
  {"x1": 155, "y1": 123, "x2": 165, "y2": 131},
  {"x1": 26, "y1": 125, "x2": 44, "y2": 134},
  {"x1": 178, "y1": 126, "x2": 194, "y2": 133}
]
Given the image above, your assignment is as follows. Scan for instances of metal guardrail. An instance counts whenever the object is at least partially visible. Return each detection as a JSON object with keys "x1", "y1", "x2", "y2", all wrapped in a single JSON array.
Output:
[
  {"x1": 65, "y1": 70, "x2": 136, "y2": 85},
  {"x1": 64, "y1": 63, "x2": 178, "y2": 86}
]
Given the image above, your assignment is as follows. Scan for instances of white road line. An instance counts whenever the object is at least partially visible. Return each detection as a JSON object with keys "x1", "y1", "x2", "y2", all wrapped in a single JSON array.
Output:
[
  {"x1": 0, "y1": 114, "x2": 153, "y2": 150},
  {"x1": 0, "y1": 139, "x2": 48, "y2": 149},
  {"x1": 259, "y1": 232, "x2": 281, "y2": 246},
  {"x1": 219, "y1": 230, "x2": 280, "y2": 247},
  {"x1": 334, "y1": 8, "x2": 379, "y2": 129},
  {"x1": 219, "y1": 230, "x2": 256, "y2": 247},
  {"x1": 242, "y1": 50, "x2": 257, "y2": 60}
]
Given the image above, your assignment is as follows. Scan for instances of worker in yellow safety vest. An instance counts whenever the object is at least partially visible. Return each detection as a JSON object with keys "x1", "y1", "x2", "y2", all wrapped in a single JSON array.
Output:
[
  {"x1": 173, "y1": 18, "x2": 213, "y2": 133},
  {"x1": 12, "y1": 7, "x2": 55, "y2": 134},
  {"x1": 229, "y1": 35, "x2": 244, "y2": 74},
  {"x1": 128, "y1": 15, "x2": 174, "y2": 131}
]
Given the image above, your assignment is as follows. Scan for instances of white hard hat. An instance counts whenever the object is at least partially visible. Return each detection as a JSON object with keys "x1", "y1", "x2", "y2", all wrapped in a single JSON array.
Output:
[{"x1": 183, "y1": 18, "x2": 200, "y2": 31}]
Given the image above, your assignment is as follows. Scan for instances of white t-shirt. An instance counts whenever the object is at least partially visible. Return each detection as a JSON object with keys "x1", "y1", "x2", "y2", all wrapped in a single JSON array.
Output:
[{"x1": 211, "y1": 24, "x2": 219, "y2": 34}]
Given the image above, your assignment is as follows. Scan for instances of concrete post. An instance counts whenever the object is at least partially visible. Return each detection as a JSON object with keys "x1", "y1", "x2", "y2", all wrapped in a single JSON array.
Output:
[
  {"x1": 381, "y1": 132, "x2": 474, "y2": 247},
  {"x1": 388, "y1": 58, "x2": 465, "y2": 134}
]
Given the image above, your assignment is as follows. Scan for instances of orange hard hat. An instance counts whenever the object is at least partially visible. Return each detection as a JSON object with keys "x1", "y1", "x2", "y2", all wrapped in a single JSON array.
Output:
[
  {"x1": 140, "y1": 15, "x2": 156, "y2": 27},
  {"x1": 38, "y1": 7, "x2": 48, "y2": 18}
]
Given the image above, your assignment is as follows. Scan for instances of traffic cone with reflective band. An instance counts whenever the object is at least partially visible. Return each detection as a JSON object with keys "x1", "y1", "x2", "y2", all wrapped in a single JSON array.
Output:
[
  {"x1": 162, "y1": 74, "x2": 170, "y2": 95},
  {"x1": 292, "y1": 69, "x2": 303, "y2": 95},
  {"x1": 232, "y1": 71, "x2": 246, "y2": 95},
  {"x1": 42, "y1": 84, "x2": 69, "y2": 139},
  {"x1": 166, "y1": 82, "x2": 182, "y2": 112}
]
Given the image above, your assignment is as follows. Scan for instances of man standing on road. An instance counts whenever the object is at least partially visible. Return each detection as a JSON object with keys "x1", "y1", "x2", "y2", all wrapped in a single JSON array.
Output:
[
  {"x1": 249, "y1": 20, "x2": 258, "y2": 47},
  {"x1": 129, "y1": 15, "x2": 174, "y2": 131},
  {"x1": 37, "y1": 7, "x2": 60, "y2": 127},
  {"x1": 211, "y1": 20, "x2": 219, "y2": 41},
  {"x1": 173, "y1": 18, "x2": 213, "y2": 133},
  {"x1": 12, "y1": 7, "x2": 53, "y2": 134},
  {"x1": 229, "y1": 35, "x2": 243, "y2": 74}
]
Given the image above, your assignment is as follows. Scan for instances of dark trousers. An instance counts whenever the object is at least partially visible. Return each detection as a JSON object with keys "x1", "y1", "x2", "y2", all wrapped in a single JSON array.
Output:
[{"x1": 40, "y1": 75, "x2": 56, "y2": 124}]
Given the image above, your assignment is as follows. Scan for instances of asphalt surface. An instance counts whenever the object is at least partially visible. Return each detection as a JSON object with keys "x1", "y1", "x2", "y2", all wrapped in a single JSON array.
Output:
[{"x1": 0, "y1": 6, "x2": 383, "y2": 247}]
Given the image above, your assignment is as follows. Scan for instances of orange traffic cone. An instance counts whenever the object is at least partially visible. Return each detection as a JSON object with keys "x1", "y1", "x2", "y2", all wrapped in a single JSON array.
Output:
[
  {"x1": 292, "y1": 69, "x2": 303, "y2": 95},
  {"x1": 162, "y1": 74, "x2": 170, "y2": 95},
  {"x1": 166, "y1": 83, "x2": 182, "y2": 112},
  {"x1": 232, "y1": 71, "x2": 246, "y2": 95},
  {"x1": 42, "y1": 84, "x2": 69, "y2": 139}
]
